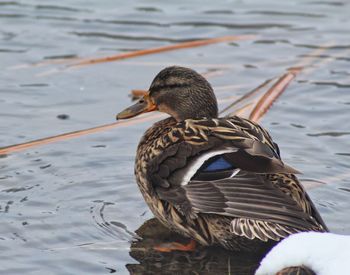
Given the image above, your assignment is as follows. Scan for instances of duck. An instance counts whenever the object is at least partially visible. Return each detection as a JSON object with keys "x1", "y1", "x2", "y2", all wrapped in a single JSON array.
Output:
[{"x1": 116, "y1": 66, "x2": 328, "y2": 252}]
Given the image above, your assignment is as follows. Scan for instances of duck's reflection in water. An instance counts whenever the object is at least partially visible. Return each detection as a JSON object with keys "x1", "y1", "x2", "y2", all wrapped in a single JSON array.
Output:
[{"x1": 126, "y1": 218, "x2": 271, "y2": 275}]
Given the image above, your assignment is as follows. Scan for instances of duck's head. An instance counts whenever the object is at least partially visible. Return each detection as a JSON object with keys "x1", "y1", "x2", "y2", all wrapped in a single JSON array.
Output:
[{"x1": 116, "y1": 66, "x2": 218, "y2": 122}]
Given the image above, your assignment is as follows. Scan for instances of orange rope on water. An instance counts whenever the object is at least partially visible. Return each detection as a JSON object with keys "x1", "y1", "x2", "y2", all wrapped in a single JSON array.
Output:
[
  {"x1": 11, "y1": 36, "x2": 254, "y2": 70},
  {"x1": 248, "y1": 43, "x2": 335, "y2": 122},
  {"x1": 249, "y1": 70, "x2": 298, "y2": 122},
  {"x1": 69, "y1": 35, "x2": 255, "y2": 67},
  {"x1": 0, "y1": 113, "x2": 164, "y2": 155}
]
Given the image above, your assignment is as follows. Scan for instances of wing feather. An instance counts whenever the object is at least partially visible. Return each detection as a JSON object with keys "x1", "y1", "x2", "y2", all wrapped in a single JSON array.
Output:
[{"x1": 149, "y1": 116, "x2": 325, "y2": 242}]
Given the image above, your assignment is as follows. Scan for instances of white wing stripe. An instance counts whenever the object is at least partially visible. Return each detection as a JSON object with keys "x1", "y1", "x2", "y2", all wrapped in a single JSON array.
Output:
[{"x1": 180, "y1": 148, "x2": 237, "y2": 186}]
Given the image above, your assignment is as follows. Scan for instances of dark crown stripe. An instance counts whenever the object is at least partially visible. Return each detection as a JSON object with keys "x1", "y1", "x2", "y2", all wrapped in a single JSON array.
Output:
[{"x1": 150, "y1": 83, "x2": 190, "y2": 93}]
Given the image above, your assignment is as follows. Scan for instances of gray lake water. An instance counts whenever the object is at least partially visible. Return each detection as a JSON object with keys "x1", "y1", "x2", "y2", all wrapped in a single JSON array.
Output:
[{"x1": 1, "y1": 0, "x2": 350, "y2": 274}]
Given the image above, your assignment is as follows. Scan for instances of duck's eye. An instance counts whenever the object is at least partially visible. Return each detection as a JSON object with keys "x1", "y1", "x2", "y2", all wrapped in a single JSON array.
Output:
[{"x1": 139, "y1": 98, "x2": 145, "y2": 103}]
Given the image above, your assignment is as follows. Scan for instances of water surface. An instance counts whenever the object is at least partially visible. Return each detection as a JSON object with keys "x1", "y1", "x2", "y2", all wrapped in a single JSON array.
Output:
[{"x1": 1, "y1": 0, "x2": 350, "y2": 274}]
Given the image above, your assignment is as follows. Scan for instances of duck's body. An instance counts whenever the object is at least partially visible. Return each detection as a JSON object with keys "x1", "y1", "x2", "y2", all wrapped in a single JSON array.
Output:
[
  {"x1": 134, "y1": 116, "x2": 327, "y2": 251},
  {"x1": 117, "y1": 66, "x2": 327, "y2": 251}
]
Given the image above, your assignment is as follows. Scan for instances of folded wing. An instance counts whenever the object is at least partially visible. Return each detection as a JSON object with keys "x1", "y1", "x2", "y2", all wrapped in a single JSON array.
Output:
[{"x1": 148, "y1": 117, "x2": 325, "y2": 241}]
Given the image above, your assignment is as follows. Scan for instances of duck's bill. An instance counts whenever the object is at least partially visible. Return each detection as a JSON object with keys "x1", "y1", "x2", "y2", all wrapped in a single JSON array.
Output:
[{"x1": 116, "y1": 94, "x2": 157, "y2": 120}]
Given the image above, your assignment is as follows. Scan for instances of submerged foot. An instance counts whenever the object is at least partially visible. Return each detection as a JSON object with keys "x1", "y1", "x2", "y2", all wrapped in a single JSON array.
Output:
[{"x1": 153, "y1": 239, "x2": 196, "y2": 252}]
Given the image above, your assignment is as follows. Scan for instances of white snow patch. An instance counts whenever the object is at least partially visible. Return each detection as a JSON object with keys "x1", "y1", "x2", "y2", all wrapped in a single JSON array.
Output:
[{"x1": 255, "y1": 232, "x2": 350, "y2": 275}]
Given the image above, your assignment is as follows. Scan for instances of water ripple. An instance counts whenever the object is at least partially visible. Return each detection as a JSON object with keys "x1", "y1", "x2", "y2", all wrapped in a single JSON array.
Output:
[
  {"x1": 307, "y1": 131, "x2": 350, "y2": 137},
  {"x1": 90, "y1": 202, "x2": 137, "y2": 241},
  {"x1": 0, "y1": 1, "x2": 22, "y2": 7},
  {"x1": 35, "y1": 15, "x2": 78, "y2": 22},
  {"x1": 299, "y1": 54, "x2": 350, "y2": 62},
  {"x1": 203, "y1": 10, "x2": 235, "y2": 15},
  {"x1": 135, "y1": 6, "x2": 162, "y2": 13},
  {"x1": 87, "y1": 19, "x2": 293, "y2": 30},
  {"x1": 0, "y1": 48, "x2": 26, "y2": 53},
  {"x1": 295, "y1": 43, "x2": 350, "y2": 49},
  {"x1": 247, "y1": 10, "x2": 326, "y2": 18},
  {"x1": 335, "y1": 153, "x2": 350, "y2": 156},
  {"x1": 86, "y1": 18, "x2": 170, "y2": 27},
  {"x1": 70, "y1": 31, "x2": 197, "y2": 42},
  {"x1": 311, "y1": 81, "x2": 350, "y2": 88},
  {"x1": 34, "y1": 4, "x2": 90, "y2": 12},
  {"x1": 176, "y1": 21, "x2": 292, "y2": 29},
  {"x1": 308, "y1": 1, "x2": 346, "y2": 6},
  {"x1": 0, "y1": 13, "x2": 26, "y2": 18}
]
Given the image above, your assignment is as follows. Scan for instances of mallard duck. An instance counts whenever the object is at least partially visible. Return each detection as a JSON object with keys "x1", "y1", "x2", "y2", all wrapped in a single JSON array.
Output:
[{"x1": 117, "y1": 66, "x2": 328, "y2": 251}]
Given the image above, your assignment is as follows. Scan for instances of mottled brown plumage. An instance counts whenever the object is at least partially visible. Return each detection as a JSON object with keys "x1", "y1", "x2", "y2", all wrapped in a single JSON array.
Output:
[{"x1": 117, "y1": 66, "x2": 328, "y2": 251}]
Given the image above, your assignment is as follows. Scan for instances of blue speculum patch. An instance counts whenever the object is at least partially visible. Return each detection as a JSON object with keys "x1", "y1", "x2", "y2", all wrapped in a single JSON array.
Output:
[{"x1": 202, "y1": 156, "x2": 233, "y2": 172}]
